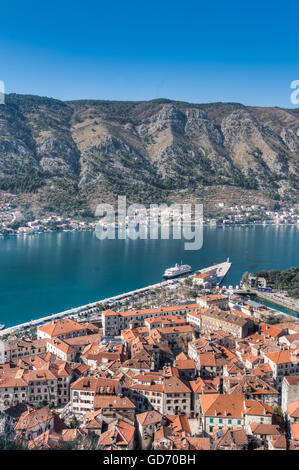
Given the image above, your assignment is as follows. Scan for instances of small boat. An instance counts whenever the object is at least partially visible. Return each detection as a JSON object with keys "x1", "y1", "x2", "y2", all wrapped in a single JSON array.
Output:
[{"x1": 0, "y1": 324, "x2": 6, "y2": 330}]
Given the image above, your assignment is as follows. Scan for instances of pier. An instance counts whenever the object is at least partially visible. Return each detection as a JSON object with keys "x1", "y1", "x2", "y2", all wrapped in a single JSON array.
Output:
[{"x1": 198, "y1": 258, "x2": 232, "y2": 285}]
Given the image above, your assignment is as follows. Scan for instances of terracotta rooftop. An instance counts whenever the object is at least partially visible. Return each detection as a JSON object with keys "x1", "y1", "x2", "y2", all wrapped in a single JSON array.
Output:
[
  {"x1": 200, "y1": 394, "x2": 245, "y2": 418},
  {"x1": 291, "y1": 422, "x2": 299, "y2": 440},
  {"x1": 288, "y1": 400, "x2": 299, "y2": 418},
  {"x1": 15, "y1": 406, "x2": 53, "y2": 431},
  {"x1": 98, "y1": 419, "x2": 135, "y2": 447},
  {"x1": 249, "y1": 423, "x2": 281, "y2": 435},
  {"x1": 38, "y1": 318, "x2": 86, "y2": 337},
  {"x1": 93, "y1": 395, "x2": 135, "y2": 410},
  {"x1": 136, "y1": 410, "x2": 163, "y2": 426}
]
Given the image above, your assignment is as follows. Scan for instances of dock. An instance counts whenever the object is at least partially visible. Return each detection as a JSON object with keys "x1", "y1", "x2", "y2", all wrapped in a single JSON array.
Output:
[{"x1": 197, "y1": 258, "x2": 231, "y2": 285}]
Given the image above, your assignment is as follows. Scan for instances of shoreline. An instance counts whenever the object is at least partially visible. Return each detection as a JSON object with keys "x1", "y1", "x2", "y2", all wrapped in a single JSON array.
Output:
[
  {"x1": 0, "y1": 261, "x2": 230, "y2": 337},
  {"x1": 0, "y1": 276, "x2": 185, "y2": 337},
  {"x1": 0, "y1": 228, "x2": 297, "y2": 336},
  {"x1": 251, "y1": 289, "x2": 299, "y2": 314},
  {"x1": 1, "y1": 222, "x2": 298, "y2": 239}
]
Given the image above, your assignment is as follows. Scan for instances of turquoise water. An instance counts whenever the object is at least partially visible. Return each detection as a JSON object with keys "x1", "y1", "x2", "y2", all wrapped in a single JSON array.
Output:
[
  {"x1": 0, "y1": 225, "x2": 298, "y2": 327},
  {"x1": 250, "y1": 294, "x2": 298, "y2": 316}
]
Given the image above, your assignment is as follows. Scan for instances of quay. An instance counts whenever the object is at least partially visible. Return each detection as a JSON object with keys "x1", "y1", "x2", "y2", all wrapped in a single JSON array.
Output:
[
  {"x1": 198, "y1": 258, "x2": 232, "y2": 286},
  {"x1": 0, "y1": 259, "x2": 232, "y2": 338},
  {"x1": 0, "y1": 280, "x2": 174, "y2": 337}
]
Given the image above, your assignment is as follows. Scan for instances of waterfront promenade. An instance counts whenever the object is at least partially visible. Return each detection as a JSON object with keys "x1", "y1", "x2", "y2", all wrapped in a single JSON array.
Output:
[
  {"x1": 0, "y1": 260, "x2": 231, "y2": 338},
  {"x1": 0, "y1": 275, "x2": 184, "y2": 337}
]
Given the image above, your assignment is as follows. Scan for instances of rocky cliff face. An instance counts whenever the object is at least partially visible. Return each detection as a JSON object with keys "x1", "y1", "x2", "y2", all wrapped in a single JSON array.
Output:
[{"x1": 0, "y1": 95, "x2": 298, "y2": 216}]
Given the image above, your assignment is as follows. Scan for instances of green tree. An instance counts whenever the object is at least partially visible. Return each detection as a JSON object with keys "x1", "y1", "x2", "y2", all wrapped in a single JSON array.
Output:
[
  {"x1": 34, "y1": 399, "x2": 48, "y2": 409},
  {"x1": 70, "y1": 415, "x2": 80, "y2": 429}
]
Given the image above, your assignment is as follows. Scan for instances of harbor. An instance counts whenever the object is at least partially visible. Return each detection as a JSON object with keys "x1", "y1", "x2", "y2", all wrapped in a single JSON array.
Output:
[
  {"x1": 0, "y1": 259, "x2": 232, "y2": 338},
  {"x1": 0, "y1": 226, "x2": 298, "y2": 331},
  {"x1": 1, "y1": 254, "x2": 298, "y2": 339}
]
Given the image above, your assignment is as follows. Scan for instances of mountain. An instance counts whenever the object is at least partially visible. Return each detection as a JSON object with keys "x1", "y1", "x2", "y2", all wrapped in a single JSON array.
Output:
[{"x1": 0, "y1": 94, "x2": 298, "y2": 218}]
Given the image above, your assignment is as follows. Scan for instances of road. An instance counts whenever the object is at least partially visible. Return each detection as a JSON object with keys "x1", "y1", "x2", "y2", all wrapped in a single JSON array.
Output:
[{"x1": 250, "y1": 289, "x2": 299, "y2": 314}]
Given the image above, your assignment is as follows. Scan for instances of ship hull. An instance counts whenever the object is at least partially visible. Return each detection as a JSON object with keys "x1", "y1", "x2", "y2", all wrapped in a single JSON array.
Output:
[{"x1": 163, "y1": 270, "x2": 192, "y2": 279}]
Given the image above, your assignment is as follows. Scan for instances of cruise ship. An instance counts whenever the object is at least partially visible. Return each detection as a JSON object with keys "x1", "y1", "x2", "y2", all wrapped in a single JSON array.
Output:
[{"x1": 163, "y1": 262, "x2": 192, "y2": 279}]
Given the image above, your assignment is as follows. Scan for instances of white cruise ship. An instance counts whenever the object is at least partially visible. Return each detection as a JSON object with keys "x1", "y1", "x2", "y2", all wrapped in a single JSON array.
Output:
[{"x1": 163, "y1": 262, "x2": 192, "y2": 279}]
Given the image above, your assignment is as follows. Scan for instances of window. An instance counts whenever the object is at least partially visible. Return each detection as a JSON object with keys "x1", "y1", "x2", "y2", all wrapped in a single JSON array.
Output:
[{"x1": 210, "y1": 418, "x2": 214, "y2": 423}]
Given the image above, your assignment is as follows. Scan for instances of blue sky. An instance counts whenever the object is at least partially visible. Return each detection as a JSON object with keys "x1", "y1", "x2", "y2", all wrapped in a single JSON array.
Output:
[{"x1": 0, "y1": 0, "x2": 298, "y2": 107}]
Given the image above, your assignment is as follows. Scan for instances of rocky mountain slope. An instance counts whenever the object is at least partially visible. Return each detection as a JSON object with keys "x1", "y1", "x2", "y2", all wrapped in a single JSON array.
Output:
[{"x1": 0, "y1": 94, "x2": 298, "y2": 217}]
